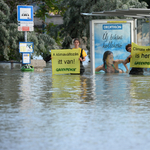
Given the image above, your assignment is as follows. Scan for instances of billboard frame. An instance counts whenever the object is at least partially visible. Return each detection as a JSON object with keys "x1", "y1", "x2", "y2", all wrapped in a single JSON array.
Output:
[
  {"x1": 19, "y1": 42, "x2": 34, "y2": 53},
  {"x1": 22, "y1": 53, "x2": 31, "y2": 64},
  {"x1": 90, "y1": 19, "x2": 135, "y2": 75}
]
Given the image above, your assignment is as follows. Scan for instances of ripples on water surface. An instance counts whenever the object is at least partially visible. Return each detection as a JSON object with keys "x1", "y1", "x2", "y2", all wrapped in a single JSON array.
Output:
[{"x1": 0, "y1": 63, "x2": 150, "y2": 150}]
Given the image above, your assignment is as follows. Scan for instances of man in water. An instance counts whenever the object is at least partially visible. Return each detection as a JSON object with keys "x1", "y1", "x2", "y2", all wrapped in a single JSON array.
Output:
[{"x1": 124, "y1": 44, "x2": 143, "y2": 75}]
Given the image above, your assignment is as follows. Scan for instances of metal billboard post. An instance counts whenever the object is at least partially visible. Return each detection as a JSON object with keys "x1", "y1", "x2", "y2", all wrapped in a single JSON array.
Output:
[{"x1": 149, "y1": 17, "x2": 150, "y2": 46}]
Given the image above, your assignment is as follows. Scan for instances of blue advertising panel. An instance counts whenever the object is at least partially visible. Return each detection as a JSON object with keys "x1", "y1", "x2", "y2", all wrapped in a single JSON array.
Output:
[
  {"x1": 22, "y1": 53, "x2": 31, "y2": 64},
  {"x1": 17, "y1": 5, "x2": 33, "y2": 21},
  {"x1": 19, "y1": 42, "x2": 34, "y2": 53},
  {"x1": 90, "y1": 20, "x2": 134, "y2": 74}
]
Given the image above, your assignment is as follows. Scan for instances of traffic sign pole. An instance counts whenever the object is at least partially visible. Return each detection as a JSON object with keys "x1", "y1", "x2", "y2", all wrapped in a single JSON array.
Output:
[
  {"x1": 25, "y1": 31, "x2": 27, "y2": 42},
  {"x1": 17, "y1": 5, "x2": 34, "y2": 66}
]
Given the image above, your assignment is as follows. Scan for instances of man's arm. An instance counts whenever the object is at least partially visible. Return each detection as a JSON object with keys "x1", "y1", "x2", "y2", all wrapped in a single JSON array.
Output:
[{"x1": 124, "y1": 55, "x2": 132, "y2": 64}]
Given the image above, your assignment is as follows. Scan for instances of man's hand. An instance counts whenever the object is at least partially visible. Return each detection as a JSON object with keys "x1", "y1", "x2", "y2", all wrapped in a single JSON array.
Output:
[{"x1": 79, "y1": 57, "x2": 85, "y2": 62}]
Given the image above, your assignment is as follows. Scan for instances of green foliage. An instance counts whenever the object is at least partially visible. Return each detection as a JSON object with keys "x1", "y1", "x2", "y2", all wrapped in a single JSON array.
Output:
[
  {"x1": 0, "y1": 0, "x2": 25, "y2": 60},
  {"x1": 0, "y1": 0, "x2": 58, "y2": 61},
  {"x1": 55, "y1": 0, "x2": 148, "y2": 50},
  {"x1": 139, "y1": 0, "x2": 150, "y2": 8},
  {"x1": 1, "y1": 0, "x2": 148, "y2": 61},
  {"x1": 4, "y1": 0, "x2": 28, "y2": 12},
  {"x1": 27, "y1": 32, "x2": 59, "y2": 61},
  {"x1": 35, "y1": 0, "x2": 65, "y2": 48},
  {"x1": 120, "y1": 0, "x2": 148, "y2": 9},
  {"x1": 37, "y1": 34, "x2": 59, "y2": 56},
  {"x1": 35, "y1": 0, "x2": 65, "y2": 18},
  {"x1": 0, "y1": 0, "x2": 10, "y2": 22},
  {"x1": 59, "y1": 0, "x2": 100, "y2": 49},
  {"x1": 35, "y1": 0, "x2": 148, "y2": 51},
  {"x1": 45, "y1": 23, "x2": 63, "y2": 47},
  {"x1": 38, "y1": 33, "x2": 59, "y2": 62}
]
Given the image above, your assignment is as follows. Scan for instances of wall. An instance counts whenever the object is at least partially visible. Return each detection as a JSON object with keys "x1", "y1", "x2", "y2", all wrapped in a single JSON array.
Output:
[
  {"x1": 137, "y1": 19, "x2": 149, "y2": 46},
  {"x1": 34, "y1": 15, "x2": 63, "y2": 28},
  {"x1": 0, "y1": 62, "x2": 21, "y2": 70},
  {"x1": 30, "y1": 59, "x2": 46, "y2": 68},
  {"x1": 0, "y1": 60, "x2": 46, "y2": 70}
]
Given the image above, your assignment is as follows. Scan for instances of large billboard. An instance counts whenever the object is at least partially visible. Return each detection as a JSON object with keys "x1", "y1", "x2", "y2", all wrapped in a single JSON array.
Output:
[{"x1": 90, "y1": 20, "x2": 134, "y2": 74}]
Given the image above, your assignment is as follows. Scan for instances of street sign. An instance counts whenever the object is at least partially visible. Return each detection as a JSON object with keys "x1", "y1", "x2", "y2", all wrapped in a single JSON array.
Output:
[
  {"x1": 18, "y1": 6, "x2": 34, "y2": 65},
  {"x1": 18, "y1": 26, "x2": 34, "y2": 31},
  {"x1": 17, "y1": 6, "x2": 34, "y2": 31},
  {"x1": 22, "y1": 53, "x2": 31, "y2": 64},
  {"x1": 18, "y1": 21, "x2": 34, "y2": 27},
  {"x1": 19, "y1": 42, "x2": 34, "y2": 53},
  {"x1": 17, "y1": 5, "x2": 33, "y2": 22}
]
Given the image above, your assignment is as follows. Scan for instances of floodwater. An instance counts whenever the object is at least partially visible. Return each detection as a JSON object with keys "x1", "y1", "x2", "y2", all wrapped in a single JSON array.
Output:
[{"x1": 0, "y1": 62, "x2": 150, "y2": 150}]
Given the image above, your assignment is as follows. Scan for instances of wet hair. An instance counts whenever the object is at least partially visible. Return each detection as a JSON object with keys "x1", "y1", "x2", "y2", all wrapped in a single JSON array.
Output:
[
  {"x1": 103, "y1": 51, "x2": 113, "y2": 66},
  {"x1": 73, "y1": 38, "x2": 80, "y2": 43},
  {"x1": 125, "y1": 44, "x2": 131, "y2": 52}
]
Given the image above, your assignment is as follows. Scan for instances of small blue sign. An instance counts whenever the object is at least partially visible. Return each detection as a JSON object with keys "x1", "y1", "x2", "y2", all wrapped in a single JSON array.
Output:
[
  {"x1": 103, "y1": 24, "x2": 122, "y2": 30},
  {"x1": 22, "y1": 53, "x2": 31, "y2": 64},
  {"x1": 17, "y1": 5, "x2": 33, "y2": 21}
]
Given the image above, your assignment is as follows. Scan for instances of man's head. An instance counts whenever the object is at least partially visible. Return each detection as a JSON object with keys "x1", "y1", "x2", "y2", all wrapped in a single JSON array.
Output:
[{"x1": 125, "y1": 44, "x2": 131, "y2": 52}]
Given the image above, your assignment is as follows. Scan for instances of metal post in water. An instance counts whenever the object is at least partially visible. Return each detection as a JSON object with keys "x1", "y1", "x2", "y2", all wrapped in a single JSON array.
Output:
[
  {"x1": 134, "y1": 19, "x2": 137, "y2": 44},
  {"x1": 25, "y1": 31, "x2": 27, "y2": 42},
  {"x1": 24, "y1": 31, "x2": 27, "y2": 66},
  {"x1": 149, "y1": 17, "x2": 150, "y2": 45}
]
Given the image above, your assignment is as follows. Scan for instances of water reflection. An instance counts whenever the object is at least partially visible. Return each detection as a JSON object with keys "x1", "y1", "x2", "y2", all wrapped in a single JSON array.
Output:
[
  {"x1": 51, "y1": 75, "x2": 95, "y2": 103},
  {"x1": 1, "y1": 67, "x2": 150, "y2": 150},
  {"x1": 0, "y1": 70, "x2": 21, "y2": 107},
  {"x1": 95, "y1": 73, "x2": 130, "y2": 102},
  {"x1": 19, "y1": 72, "x2": 35, "y2": 111},
  {"x1": 128, "y1": 76, "x2": 150, "y2": 115},
  {"x1": 129, "y1": 76, "x2": 150, "y2": 100}
]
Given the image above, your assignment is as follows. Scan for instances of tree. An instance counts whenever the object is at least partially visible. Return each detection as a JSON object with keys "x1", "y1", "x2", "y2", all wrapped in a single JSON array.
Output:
[
  {"x1": 139, "y1": 0, "x2": 150, "y2": 8},
  {"x1": 27, "y1": 32, "x2": 59, "y2": 60},
  {"x1": 59, "y1": 0, "x2": 148, "y2": 50},
  {"x1": 35, "y1": 0, "x2": 64, "y2": 19},
  {"x1": 0, "y1": 0, "x2": 58, "y2": 61},
  {"x1": 35, "y1": 0, "x2": 65, "y2": 46},
  {"x1": 0, "y1": 0, "x2": 22, "y2": 60}
]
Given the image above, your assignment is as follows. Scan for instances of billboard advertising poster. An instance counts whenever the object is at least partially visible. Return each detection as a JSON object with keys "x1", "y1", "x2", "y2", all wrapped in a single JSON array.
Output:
[
  {"x1": 22, "y1": 53, "x2": 31, "y2": 64},
  {"x1": 19, "y1": 42, "x2": 34, "y2": 53},
  {"x1": 90, "y1": 20, "x2": 134, "y2": 74},
  {"x1": 17, "y1": 5, "x2": 33, "y2": 22}
]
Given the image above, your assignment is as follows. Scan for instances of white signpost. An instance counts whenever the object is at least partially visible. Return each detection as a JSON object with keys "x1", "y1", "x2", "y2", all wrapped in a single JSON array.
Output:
[
  {"x1": 17, "y1": 5, "x2": 34, "y2": 66},
  {"x1": 17, "y1": 5, "x2": 34, "y2": 31},
  {"x1": 18, "y1": 21, "x2": 34, "y2": 31}
]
